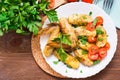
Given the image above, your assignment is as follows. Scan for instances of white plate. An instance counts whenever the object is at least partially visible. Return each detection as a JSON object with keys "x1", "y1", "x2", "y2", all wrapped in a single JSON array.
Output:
[{"x1": 40, "y1": 2, "x2": 117, "y2": 78}]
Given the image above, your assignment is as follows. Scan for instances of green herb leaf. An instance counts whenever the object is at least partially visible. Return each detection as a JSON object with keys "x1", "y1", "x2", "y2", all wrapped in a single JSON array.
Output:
[
  {"x1": 53, "y1": 33, "x2": 72, "y2": 46},
  {"x1": 97, "y1": 37, "x2": 104, "y2": 41},
  {"x1": 93, "y1": 18, "x2": 98, "y2": 26},
  {"x1": 78, "y1": 36, "x2": 88, "y2": 45},
  {"x1": 45, "y1": 10, "x2": 58, "y2": 22},
  {"x1": 53, "y1": 60, "x2": 60, "y2": 65},
  {"x1": 0, "y1": 0, "x2": 58, "y2": 36},
  {"x1": 65, "y1": 69, "x2": 68, "y2": 73},
  {"x1": 96, "y1": 27, "x2": 104, "y2": 35},
  {"x1": 89, "y1": 11, "x2": 92, "y2": 16},
  {"x1": 57, "y1": 47, "x2": 67, "y2": 62},
  {"x1": 72, "y1": 25, "x2": 78, "y2": 28},
  {"x1": 82, "y1": 50, "x2": 88, "y2": 54},
  {"x1": 80, "y1": 70, "x2": 83, "y2": 73},
  {"x1": 93, "y1": 60, "x2": 100, "y2": 65}
]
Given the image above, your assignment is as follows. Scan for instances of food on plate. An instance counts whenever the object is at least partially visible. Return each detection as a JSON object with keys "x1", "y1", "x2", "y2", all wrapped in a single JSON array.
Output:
[{"x1": 41, "y1": 12, "x2": 110, "y2": 69}]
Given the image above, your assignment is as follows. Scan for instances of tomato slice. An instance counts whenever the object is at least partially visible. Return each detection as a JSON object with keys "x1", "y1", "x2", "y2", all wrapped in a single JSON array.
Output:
[
  {"x1": 98, "y1": 48, "x2": 107, "y2": 58},
  {"x1": 88, "y1": 45, "x2": 99, "y2": 55},
  {"x1": 88, "y1": 36, "x2": 97, "y2": 43},
  {"x1": 67, "y1": 0, "x2": 78, "y2": 2},
  {"x1": 104, "y1": 42, "x2": 110, "y2": 50},
  {"x1": 86, "y1": 22, "x2": 95, "y2": 31},
  {"x1": 49, "y1": 0, "x2": 55, "y2": 8},
  {"x1": 88, "y1": 53, "x2": 99, "y2": 60},
  {"x1": 96, "y1": 16, "x2": 103, "y2": 26},
  {"x1": 82, "y1": 0, "x2": 93, "y2": 4}
]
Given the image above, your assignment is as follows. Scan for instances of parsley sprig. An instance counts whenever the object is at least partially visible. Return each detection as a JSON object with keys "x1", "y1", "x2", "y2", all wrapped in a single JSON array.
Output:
[{"x1": 0, "y1": 0, "x2": 58, "y2": 36}]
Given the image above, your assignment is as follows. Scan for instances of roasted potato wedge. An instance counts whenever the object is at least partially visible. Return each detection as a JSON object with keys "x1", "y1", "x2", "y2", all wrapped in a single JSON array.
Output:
[
  {"x1": 74, "y1": 27, "x2": 96, "y2": 37},
  {"x1": 44, "y1": 26, "x2": 60, "y2": 57},
  {"x1": 54, "y1": 50, "x2": 80, "y2": 69},
  {"x1": 59, "y1": 18, "x2": 78, "y2": 48},
  {"x1": 96, "y1": 25, "x2": 107, "y2": 48},
  {"x1": 68, "y1": 14, "x2": 93, "y2": 25},
  {"x1": 78, "y1": 40, "x2": 93, "y2": 50},
  {"x1": 74, "y1": 49, "x2": 93, "y2": 66}
]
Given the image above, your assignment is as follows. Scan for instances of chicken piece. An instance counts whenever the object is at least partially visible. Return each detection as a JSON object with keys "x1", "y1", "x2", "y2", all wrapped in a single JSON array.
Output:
[
  {"x1": 44, "y1": 26, "x2": 60, "y2": 57},
  {"x1": 54, "y1": 50, "x2": 80, "y2": 69},
  {"x1": 96, "y1": 25, "x2": 107, "y2": 48},
  {"x1": 74, "y1": 26, "x2": 96, "y2": 37},
  {"x1": 78, "y1": 40, "x2": 93, "y2": 50},
  {"x1": 68, "y1": 14, "x2": 93, "y2": 25},
  {"x1": 59, "y1": 18, "x2": 78, "y2": 48},
  {"x1": 74, "y1": 49, "x2": 93, "y2": 66}
]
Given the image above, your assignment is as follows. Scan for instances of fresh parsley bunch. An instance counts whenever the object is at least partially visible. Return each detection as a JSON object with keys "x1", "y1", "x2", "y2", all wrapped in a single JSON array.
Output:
[{"x1": 0, "y1": 0, "x2": 58, "y2": 36}]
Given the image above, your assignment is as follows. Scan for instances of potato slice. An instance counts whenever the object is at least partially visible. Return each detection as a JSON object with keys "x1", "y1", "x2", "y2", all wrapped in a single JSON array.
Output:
[
  {"x1": 44, "y1": 26, "x2": 60, "y2": 57},
  {"x1": 96, "y1": 25, "x2": 107, "y2": 48},
  {"x1": 59, "y1": 18, "x2": 78, "y2": 48},
  {"x1": 74, "y1": 49, "x2": 93, "y2": 66},
  {"x1": 74, "y1": 27, "x2": 96, "y2": 37},
  {"x1": 68, "y1": 14, "x2": 93, "y2": 25},
  {"x1": 54, "y1": 50, "x2": 80, "y2": 69}
]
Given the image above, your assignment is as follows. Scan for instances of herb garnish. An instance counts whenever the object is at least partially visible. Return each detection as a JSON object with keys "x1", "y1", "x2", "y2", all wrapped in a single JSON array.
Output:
[
  {"x1": 97, "y1": 37, "x2": 104, "y2": 41},
  {"x1": 78, "y1": 36, "x2": 88, "y2": 45},
  {"x1": 82, "y1": 50, "x2": 88, "y2": 54},
  {"x1": 0, "y1": 0, "x2": 58, "y2": 36},
  {"x1": 96, "y1": 27, "x2": 104, "y2": 35},
  {"x1": 93, "y1": 60, "x2": 100, "y2": 65},
  {"x1": 89, "y1": 11, "x2": 92, "y2": 16},
  {"x1": 57, "y1": 47, "x2": 67, "y2": 62},
  {"x1": 53, "y1": 60, "x2": 60, "y2": 65},
  {"x1": 80, "y1": 70, "x2": 83, "y2": 73},
  {"x1": 53, "y1": 33, "x2": 72, "y2": 46}
]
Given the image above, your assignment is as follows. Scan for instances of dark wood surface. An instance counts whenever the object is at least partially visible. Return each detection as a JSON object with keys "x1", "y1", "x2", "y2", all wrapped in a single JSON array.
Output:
[{"x1": 0, "y1": 29, "x2": 120, "y2": 80}]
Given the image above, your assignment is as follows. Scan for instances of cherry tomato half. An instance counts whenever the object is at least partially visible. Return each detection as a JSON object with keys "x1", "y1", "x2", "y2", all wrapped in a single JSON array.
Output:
[
  {"x1": 88, "y1": 45, "x2": 99, "y2": 55},
  {"x1": 88, "y1": 36, "x2": 97, "y2": 43},
  {"x1": 104, "y1": 42, "x2": 110, "y2": 50},
  {"x1": 96, "y1": 16, "x2": 103, "y2": 26},
  {"x1": 88, "y1": 53, "x2": 99, "y2": 60},
  {"x1": 49, "y1": 0, "x2": 55, "y2": 8},
  {"x1": 98, "y1": 48, "x2": 107, "y2": 58},
  {"x1": 82, "y1": 0, "x2": 93, "y2": 4},
  {"x1": 86, "y1": 22, "x2": 95, "y2": 31},
  {"x1": 67, "y1": 0, "x2": 78, "y2": 2}
]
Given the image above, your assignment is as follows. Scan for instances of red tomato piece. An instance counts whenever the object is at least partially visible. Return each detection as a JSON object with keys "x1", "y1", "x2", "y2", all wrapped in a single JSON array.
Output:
[
  {"x1": 82, "y1": 0, "x2": 93, "y2": 4},
  {"x1": 98, "y1": 48, "x2": 107, "y2": 58},
  {"x1": 49, "y1": 0, "x2": 55, "y2": 8},
  {"x1": 88, "y1": 36, "x2": 97, "y2": 43},
  {"x1": 67, "y1": 0, "x2": 78, "y2": 2},
  {"x1": 96, "y1": 16, "x2": 103, "y2": 26},
  {"x1": 88, "y1": 53, "x2": 99, "y2": 60},
  {"x1": 104, "y1": 42, "x2": 110, "y2": 50},
  {"x1": 86, "y1": 22, "x2": 95, "y2": 31},
  {"x1": 88, "y1": 45, "x2": 99, "y2": 55}
]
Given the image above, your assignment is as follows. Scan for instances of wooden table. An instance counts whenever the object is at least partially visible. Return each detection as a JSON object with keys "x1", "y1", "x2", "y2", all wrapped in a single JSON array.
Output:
[{"x1": 0, "y1": 29, "x2": 119, "y2": 80}]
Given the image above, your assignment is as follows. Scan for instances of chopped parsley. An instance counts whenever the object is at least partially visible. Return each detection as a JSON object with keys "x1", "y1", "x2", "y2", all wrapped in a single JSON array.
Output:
[
  {"x1": 97, "y1": 37, "x2": 104, "y2": 41},
  {"x1": 57, "y1": 47, "x2": 67, "y2": 62},
  {"x1": 65, "y1": 69, "x2": 68, "y2": 73},
  {"x1": 67, "y1": 65, "x2": 72, "y2": 68},
  {"x1": 53, "y1": 33, "x2": 72, "y2": 46},
  {"x1": 82, "y1": 50, "x2": 88, "y2": 54},
  {"x1": 80, "y1": 70, "x2": 83, "y2": 73},
  {"x1": 93, "y1": 18, "x2": 98, "y2": 26},
  {"x1": 96, "y1": 27, "x2": 104, "y2": 35},
  {"x1": 53, "y1": 60, "x2": 60, "y2": 65},
  {"x1": 78, "y1": 36, "x2": 88, "y2": 45},
  {"x1": 93, "y1": 60, "x2": 100, "y2": 65},
  {"x1": 72, "y1": 25, "x2": 78, "y2": 28},
  {"x1": 89, "y1": 11, "x2": 92, "y2": 16}
]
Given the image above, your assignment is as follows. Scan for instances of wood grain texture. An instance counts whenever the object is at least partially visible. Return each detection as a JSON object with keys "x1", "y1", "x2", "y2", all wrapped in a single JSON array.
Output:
[{"x1": 0, "y1": 30, "x2": 120, "y2": 80}]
